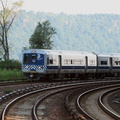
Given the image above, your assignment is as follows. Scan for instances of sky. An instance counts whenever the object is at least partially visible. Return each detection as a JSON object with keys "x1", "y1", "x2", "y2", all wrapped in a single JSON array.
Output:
[{"x1": 21, "y1": 0, "x2": 120, "y2": 14}]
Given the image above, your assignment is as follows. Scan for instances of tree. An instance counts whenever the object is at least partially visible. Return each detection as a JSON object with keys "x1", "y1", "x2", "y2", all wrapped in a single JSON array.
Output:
[
  {"x1": 29, "y1": 20, "x2": 56, "y2": 49},
  {"x1": 0, "y1": 0, "x2": 23, "y2": 60}
]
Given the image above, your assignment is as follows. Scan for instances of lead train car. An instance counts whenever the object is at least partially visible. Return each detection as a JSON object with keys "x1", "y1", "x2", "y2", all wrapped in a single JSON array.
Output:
[{"x1": 22, "y1": 49, "x2": 97, "y2": 80}]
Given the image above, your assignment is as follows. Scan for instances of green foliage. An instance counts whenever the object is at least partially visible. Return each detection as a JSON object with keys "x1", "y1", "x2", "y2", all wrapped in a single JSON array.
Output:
[
  {"x1": 0, "y1": 60, "x2": 21, "y2": 70},
  {"x1": 7, "y1": 11, "x2": 120, "y2": 60},
  {"x1": 3, "y1": 89, "x2": 13, "y2": 94},
  {"x1": 0, "y1": 69, "x2": 23, "y2": 80},
  {"x1": 0, "y1": 60, "x2": 23, "y2": 80},
  {"x1": 29, "y1": 20, "x2": 56, "y2": 49}
]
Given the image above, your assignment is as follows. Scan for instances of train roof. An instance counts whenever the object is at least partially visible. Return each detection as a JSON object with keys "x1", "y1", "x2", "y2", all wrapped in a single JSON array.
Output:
[
  {"x1": 23, "y1": 49, "x2": 46, "y2": 54},
  {"x1": 23, "y1": 49, "x2": 96, "y2": 56},
  {"x1": 97, "y1": 53, "x2": 120, "y2": 57}
]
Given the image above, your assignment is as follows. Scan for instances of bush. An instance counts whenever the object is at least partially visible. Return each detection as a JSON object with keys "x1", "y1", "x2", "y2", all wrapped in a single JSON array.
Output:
[
  {"x1": 0, "y1": 60, "x2": 24, "y2": 80},
  {"x1": 4, "y1": 89, "x2": 13, "y2": 94},
  {"x1": 0, "y1": 69, "x2": 24, "y2": 80},
  {"x1": 0, "y1": 60, "x2": 21, "y2": 70}
]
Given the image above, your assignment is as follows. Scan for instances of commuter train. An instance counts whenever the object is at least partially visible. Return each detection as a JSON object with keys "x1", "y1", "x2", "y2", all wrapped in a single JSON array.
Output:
[{"x1": 22, "y1": 49, "x2": 120, "y2": 80}]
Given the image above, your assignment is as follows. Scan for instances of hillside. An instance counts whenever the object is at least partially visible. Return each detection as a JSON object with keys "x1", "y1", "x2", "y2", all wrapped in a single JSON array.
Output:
[{"x1": 8, "y1": 10, "x2": 120, "y2": 59}]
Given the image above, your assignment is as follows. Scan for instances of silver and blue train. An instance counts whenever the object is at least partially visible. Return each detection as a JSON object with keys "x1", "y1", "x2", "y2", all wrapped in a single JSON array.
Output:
[{"x1": 22, "y1": 49, "x2": 120, "y2": 80}]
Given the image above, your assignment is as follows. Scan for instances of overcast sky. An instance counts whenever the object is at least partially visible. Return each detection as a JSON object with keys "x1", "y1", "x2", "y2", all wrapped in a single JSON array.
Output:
[{"x1": 21, "y1": 0, "x2": 120, "y2": 14}]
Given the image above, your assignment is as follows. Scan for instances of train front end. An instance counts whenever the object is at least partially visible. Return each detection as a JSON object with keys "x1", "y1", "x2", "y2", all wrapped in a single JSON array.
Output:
[{"x1": 22, "y1": 49, "x2": 46, "y2": 80}]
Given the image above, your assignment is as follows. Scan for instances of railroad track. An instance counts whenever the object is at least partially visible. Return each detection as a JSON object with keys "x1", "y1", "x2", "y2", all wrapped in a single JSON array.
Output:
[
  {"x1": 1, "y1": 82, "x2": 83, "y2": 120},
  {"x1": 76, "y1": 85, "x2": 120, "y2": 120},
  {"x1": 0, "y1": 80, "x2": 120, "y2": 120},
  {"x1": 99, "y1": 87, "x2": 120, "y2": 119}
]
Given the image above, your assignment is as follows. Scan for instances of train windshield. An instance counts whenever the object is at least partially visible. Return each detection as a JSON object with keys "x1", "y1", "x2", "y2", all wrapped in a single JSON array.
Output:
[
  {"x1": 23, "y1": 54, "x2": 37, "y2": 64},
  {"x1": 31, "y1": 54, "x2": 36, "y2": 63}
]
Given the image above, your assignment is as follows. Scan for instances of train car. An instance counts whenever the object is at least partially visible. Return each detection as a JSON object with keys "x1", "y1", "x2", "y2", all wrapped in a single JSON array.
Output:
[
  {"x1": 83, "y1": 52, "x2": 97, "y2": 74},
  {"x1": 96, "y1": 53, "x2": 120, "y2": 78},
  {"x1": 97, "y1": 54, "x2": 112, "y2": 73},
  {"x1": 47, "y1": 50, "x2": 87, "y2": 78},
  {"x1": 22, "y1": 49, "x2": 47, "y2": 80},
  {"x1": 110, "y1": 53, "x2": 120, "y2": 76},
  {"x1": 52, "y1": 50, "x2": 97, "y2": 79},
  {"x1": 22, "y1": 49, "x2": 97, "y2": 80}
]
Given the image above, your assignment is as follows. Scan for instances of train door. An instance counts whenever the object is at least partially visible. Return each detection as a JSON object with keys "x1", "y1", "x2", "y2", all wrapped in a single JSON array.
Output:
[
  {"x1": 58, "y1": 55, "x2": 62, "y2": 74},
  {"x1": 110, "y1": 57, "x2": 113, "y2": 72},
  {"x1": 85, "y1": 56, "x2": 88, "y2": 73}
]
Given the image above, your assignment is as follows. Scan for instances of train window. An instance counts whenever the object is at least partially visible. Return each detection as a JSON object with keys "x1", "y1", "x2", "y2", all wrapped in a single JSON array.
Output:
[
  {"x1": 23, "y1": 54, "x2": 30, "y2": 63},
  {"x1": 90, "y1": 60, "x2": 95, "y2": 65},
  {"x1": 64, "y1": 59, "x2": 70, "y2": 64},
  {"x1": 47, "y1": 58, "x2": 49, "y2": 65},
  {"x1": 115, "y1": 61, "x2": 120, "y2": 65},
  {"x1": 67, "y1": 59, "x2": 70, "y2": 64},
  {"x1": 49, "y1": 59, "x2": 53, "y2": 64},
  {"x1": 72, "y1": 59, "x2": 77, "y2": 64},
  {"x1": 63, "y1": 59, "x2": 84, "y2": 65},
  {"x1": 53, "y1": 59, "x2": 57, "y2": 65},
  {"x1": 71, "y1": 59, "x2": 76, "y2": 64},
  {"x1": 31, "y1": 54, "x2": 36, "y2": 63},
  {"x1": 101, "y1": 61, "x2": 107, "y2": 65},
  {"x1": 78, "y1": 60, "x2": 83, "y2": 65}
]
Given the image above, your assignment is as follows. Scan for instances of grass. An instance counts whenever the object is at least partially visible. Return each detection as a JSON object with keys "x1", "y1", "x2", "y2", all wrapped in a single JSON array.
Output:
[
  {"x1": 3, "y1": 89, "x2": 13, "y2": 94},
  {"x1": 0, "y1": 69, "x2": 24, "y2": 80}
]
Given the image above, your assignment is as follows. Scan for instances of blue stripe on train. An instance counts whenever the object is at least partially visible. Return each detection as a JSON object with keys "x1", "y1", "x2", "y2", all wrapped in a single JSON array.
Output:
[
  {"x1": 113, "y1": 66, "x2": 120, "y2": 69},
  {"x1": 47, "y1": 66, "x2": 58, "y2": 69},
  {"x1": 47, "y1": 66, "x2": 96, "y2": 69},
  {"x1": 98, "y1": 66, "x2": 110, "y2": 69},
  {"x1": 47, "y1": 66, "x2": 120, "y2": 70},
  {"x1": 98, "y1": 66, "x2": 120, "y2": 69},
  {"x1": 62, "y1": 66, "x2": 85, "y2": 69}
]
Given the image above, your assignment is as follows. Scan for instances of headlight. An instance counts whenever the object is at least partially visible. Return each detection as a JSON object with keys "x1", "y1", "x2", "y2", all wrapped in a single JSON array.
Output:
[
  {"x1": 25, "y1": 65, "x2": 29, "y2": 69},
  {"x1": 38, "y1": 66, "x2": 41, "y2": 69}
]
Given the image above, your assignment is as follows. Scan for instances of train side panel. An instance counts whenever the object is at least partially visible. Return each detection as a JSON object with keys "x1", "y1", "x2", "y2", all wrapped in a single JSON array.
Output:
[
  {"x1": 97, "y1": 54, "x2": 111, "y2": 73},
  {"x1": 111, "y1": 54, "x2": 120, "y2": 74},
  {"x1": 46, "y1": 51, "x2": 60, "y2": 74},
  {"x1": 61, "y1": 52, "x2": 86, "y2": 74},
  {"x1": 85, "y1": 53, "x2": 97, "y2": 74}
]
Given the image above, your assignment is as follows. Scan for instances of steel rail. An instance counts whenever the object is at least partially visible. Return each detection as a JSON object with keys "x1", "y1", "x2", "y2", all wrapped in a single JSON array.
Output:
[
  {"x1": 99, "y1": 87, "x2": 120, "y2": 120},
  {"x1": 77, "y1": 84, "x2": 120, "y2": 120},
  {"x1": 32, "y1": 85, "x2": 83, "y2": 120},
  {"x1": 1, "y1": 82, "x2": 87, "y2": 120},
  {"x1": 1, "y1": 80, "x2": 120, "y2": 120}
]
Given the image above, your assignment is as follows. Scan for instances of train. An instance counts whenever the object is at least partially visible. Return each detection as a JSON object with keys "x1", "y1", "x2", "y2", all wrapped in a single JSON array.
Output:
[{"x1": 22, "y1": 49, "x2": 120, "y2": 80}]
